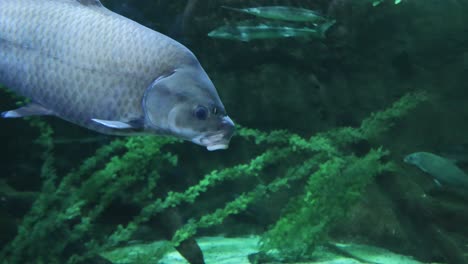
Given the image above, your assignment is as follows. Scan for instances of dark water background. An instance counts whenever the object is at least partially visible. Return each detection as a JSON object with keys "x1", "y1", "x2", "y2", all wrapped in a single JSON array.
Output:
[{"x1": 1, "y1": 0, "x2": 468, "y2": 263}]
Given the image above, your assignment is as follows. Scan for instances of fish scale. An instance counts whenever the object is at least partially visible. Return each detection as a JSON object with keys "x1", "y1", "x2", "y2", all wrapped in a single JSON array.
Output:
[{"x1": 0, "y1": 0, "x2": 195, "y2": 133}]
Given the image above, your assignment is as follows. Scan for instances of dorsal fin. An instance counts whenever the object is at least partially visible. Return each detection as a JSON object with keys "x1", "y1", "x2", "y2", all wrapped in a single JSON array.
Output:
[{"x1": 77, "y1": 0, "x2": 103, "y2": 7}]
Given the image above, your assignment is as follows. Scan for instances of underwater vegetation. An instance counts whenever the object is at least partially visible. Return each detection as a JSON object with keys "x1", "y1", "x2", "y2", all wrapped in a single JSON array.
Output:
[{"x1": 0, "y1": 91, "x2": 428, "y2": 263}]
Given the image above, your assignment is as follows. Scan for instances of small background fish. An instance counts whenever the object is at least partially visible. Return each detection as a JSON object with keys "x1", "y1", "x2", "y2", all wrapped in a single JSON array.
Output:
[
  {"x1": 404, "y1": 151, "x2": 468, "y2": 189},
  {"x1": 208, "y1": 20, "x2": 336, "y2": 42},
  {"x1": 221, "y1": 5, "x2": 329, "y2": 23},
  {"x1": 209, "y1": 5, "x2": 336, "y2": 42}
]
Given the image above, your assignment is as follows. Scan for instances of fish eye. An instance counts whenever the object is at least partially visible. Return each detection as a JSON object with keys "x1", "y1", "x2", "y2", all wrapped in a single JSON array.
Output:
[
  {"x1": 404, "y1": 155, "x2": 414, "y2": 163},
  {"x1": 194, "y1": 106, "x2": 208, "y2": 120}
]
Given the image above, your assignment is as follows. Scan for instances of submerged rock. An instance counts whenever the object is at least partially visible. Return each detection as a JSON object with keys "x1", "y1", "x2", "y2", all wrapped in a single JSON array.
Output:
[{"x1": 101, "y1": 236, "x2": 425, "y2": 264}]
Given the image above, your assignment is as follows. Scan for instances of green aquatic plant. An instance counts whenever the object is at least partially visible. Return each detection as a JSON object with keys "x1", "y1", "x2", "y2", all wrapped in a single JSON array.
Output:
[
  {"x1": 259, "y1": 149, "x2": 392, "y2": 260},
  {"x1": 0, "y1": 132, "x2": 179, "y2": 263},
  {"x1": 0, "y1": 91, "x2": 428, "y2": 263}
]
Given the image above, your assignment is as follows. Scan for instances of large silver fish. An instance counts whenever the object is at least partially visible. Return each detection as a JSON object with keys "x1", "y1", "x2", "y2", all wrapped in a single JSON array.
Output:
[{"x1": 0, "y1": 0, "x2": 235, "y2": 151}]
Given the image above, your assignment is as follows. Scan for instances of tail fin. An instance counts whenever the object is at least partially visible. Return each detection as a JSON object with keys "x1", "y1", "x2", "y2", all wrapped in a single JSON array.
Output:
[
  {"x1": 317, "y1": 20, "x2": 336, "y2": 39},
  {"x1": 221, "y1": 6, "x2": 248, "y2": 14}
]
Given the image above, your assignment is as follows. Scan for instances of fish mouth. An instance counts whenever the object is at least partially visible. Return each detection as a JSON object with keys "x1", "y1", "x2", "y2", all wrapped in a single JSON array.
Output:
[{"x1": 199, "y1": 116, "x2": 235, "y2": 151}]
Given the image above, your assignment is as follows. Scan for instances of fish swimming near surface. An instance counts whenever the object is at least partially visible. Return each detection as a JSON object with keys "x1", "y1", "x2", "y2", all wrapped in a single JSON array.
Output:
[
  {"x1": 222, "y1": 6, "x2": 328, "y2": 23},
  {"x1": 208, "y1": 20, "x2": 336, "y2": 42},
  {"x1": 372, "y1": 0, "x2": 403, "y2": 7},
  {"x1": 404, "y1": 152, "x2": 468, "y2": 189},
  {"x1": 0, "y1": 0, "x2": 235, "y2": 151}
]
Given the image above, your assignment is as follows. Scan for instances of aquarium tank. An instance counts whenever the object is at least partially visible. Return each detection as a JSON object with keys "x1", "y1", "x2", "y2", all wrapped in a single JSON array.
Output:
[{"x1": 1, "y1": 0, "x2": 468, "y2": 263}]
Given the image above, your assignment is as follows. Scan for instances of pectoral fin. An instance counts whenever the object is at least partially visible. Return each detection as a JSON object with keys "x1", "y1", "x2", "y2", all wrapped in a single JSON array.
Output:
[
  {"x1": 1, "y1": 103, "x2": 55, "y2": 118},
  {"x1": 91, "y1": 118, "x2": 144, "y2": 130},
  {"x1": 317, "y1": 20, "x2": 336, "y2": 39}
]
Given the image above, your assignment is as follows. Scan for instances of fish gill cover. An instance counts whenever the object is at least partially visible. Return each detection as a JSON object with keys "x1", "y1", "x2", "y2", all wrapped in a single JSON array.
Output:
[{"x1": 1, "y1": 0, "x2": 468, "y2": 264}]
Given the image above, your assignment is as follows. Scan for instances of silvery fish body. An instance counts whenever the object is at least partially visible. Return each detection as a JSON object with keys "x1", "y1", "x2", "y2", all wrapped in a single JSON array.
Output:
[
  {"x1": 0, "y1": 0, "x2": 234, "y2": 151},
  {"x1": 222, "y1": 6, "x2": 328, "y2": 23},
  {"x1": 208, "y1": 20, "x2": 336, "y2": 42},
  {"x1": 209, "y1": 25, "x2": 319, "y2": 42}
]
